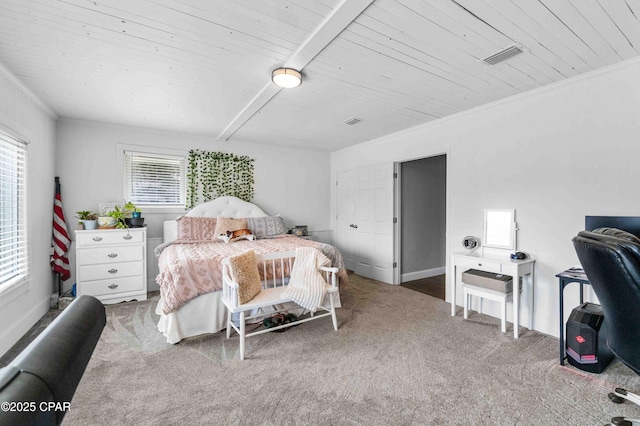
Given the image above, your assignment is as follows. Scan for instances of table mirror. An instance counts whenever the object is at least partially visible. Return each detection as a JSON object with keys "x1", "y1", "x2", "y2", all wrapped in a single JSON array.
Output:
[{"x1": 483, "y1": 209, "x2": 516, "y2": 250}]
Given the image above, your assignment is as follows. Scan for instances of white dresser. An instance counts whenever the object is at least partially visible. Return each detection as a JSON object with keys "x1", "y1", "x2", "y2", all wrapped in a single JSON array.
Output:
[{"x1": 75, "y1": 227, "x2": 147, "y2": 304}]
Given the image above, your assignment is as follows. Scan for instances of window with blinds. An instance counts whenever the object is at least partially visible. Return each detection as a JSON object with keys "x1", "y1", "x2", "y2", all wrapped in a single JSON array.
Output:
[
  {"x1": 123, "y1": 151, "x2": 186, "y2": 207},
  {"x1": 0, "y1": 132, "x2": 28, "y2": 288}
]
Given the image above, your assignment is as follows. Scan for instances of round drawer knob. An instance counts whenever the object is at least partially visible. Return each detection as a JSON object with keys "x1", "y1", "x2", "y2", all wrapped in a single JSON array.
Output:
[
  {"x1": 108, "y1": 284, "x2": 118, "y2": 289},
  {"x1": 108, "y1": 268, "x2": 118, "y2": 274}
]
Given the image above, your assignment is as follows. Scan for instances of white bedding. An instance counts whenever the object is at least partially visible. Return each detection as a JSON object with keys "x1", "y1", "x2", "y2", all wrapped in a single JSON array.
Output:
[{"x1": 156, "y1": 291, "x2": 226, "y2": 344}]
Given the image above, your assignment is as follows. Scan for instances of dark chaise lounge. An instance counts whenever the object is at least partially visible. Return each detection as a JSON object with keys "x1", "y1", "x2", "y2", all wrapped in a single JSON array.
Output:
[{"x1": 0, "y1": 295, "x2": 105, "y2": 426}]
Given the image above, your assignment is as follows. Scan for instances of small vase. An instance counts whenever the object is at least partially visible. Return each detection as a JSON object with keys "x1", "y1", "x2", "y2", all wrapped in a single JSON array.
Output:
[{"x1": 132, "y1": 211, "x2": 141, "y2": 218}]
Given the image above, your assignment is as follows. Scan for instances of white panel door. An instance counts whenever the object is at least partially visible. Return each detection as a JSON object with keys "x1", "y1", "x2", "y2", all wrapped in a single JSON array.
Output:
[
  {"x1": 336, "y1": 170, "x2": 356, "y2": 271},
  {"x1": 354, "y1": 163, "x2": 395, "y2": 283}
]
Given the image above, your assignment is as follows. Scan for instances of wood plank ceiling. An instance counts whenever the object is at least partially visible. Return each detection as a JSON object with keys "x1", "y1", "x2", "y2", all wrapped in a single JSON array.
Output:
[{"x1": 0, "y1": 0, "x2": 639, "y2": 152}]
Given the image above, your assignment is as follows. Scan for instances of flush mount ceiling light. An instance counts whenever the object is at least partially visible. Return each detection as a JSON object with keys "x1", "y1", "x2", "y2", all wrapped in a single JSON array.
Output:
[{"x1": 272, "y1": 68, "x2": 302, "y2": 88}]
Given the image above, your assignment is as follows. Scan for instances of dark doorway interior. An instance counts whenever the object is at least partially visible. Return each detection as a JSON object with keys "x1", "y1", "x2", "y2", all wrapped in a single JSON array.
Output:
[
  {"x1": 401, "y1": 274, "x2": 445, "y2": 299},
  {"x1": 400, "y1": 154, "x2": 446, "y2": 297}
]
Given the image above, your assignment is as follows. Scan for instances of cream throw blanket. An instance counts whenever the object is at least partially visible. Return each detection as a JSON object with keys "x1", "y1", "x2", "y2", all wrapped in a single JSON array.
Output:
[{"x1": 281, "y1": 247, "x2": 331, "y2": 312}]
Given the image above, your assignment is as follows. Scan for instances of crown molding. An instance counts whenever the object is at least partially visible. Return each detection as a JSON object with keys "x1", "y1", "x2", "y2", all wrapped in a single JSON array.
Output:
[{"x1": 0, "y1": 61, "x2": 56, "y2": 118}]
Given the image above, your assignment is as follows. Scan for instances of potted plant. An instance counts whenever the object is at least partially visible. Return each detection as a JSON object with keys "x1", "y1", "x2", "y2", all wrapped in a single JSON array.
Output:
[
  {"x1": 123, "y1": 201, "x2": 140, "y2": 216},
  {"x1": 97, "y1": 205, "x2": 118, "y2": 229},
  {"x1": 123, "y1": 201, "x2": 144, "y2": 227},
  {"x1": 107, "y1": 205, "x2": 128, "y2": 229},
  {"x1": 75, "y1": 211, "x2": 98, "y2": 230}
]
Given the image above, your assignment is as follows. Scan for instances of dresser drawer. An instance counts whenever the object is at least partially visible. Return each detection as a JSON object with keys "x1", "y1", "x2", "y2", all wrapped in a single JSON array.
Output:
[
  {"x1": 79, "y1": 261, "x2": 143, "y2": 281},
  {"x1": 455, "y1": 257, "x2": 502, "y2": 274},
  {"x1": 76, "y1": 230, "x2": 144, "y2": 247},
  {"x1": 79, "y1": 246, "x2": 144, "y2": 265},
  {"x1": 79, "y1": 276, "x2": 144, "y2": 298}
]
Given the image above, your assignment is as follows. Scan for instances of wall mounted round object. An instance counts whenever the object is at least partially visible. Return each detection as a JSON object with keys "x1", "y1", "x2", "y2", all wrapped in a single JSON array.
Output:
[{"x1": 462, "y1": 236, "x2": 480, "y2": 251}]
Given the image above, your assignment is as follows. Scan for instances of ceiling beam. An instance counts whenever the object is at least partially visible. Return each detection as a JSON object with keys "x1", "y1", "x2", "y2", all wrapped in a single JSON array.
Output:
[{"x1": 216, "y1": 0, "x2": 374, "y2": 141}]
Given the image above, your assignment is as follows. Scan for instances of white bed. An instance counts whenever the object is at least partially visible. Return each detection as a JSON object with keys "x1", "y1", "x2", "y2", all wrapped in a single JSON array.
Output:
[{"x1": 155, "y1": 196, "x2": 343, "y2": 344}]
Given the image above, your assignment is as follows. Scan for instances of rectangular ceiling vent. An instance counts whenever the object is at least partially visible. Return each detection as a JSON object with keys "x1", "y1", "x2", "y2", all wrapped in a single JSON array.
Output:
[
  {"x1": 341, "y1": 117, "x2": 361, "y2": 126},
  {"x1": 482, "y1": 45, "x2": 523, "y2": 65}
]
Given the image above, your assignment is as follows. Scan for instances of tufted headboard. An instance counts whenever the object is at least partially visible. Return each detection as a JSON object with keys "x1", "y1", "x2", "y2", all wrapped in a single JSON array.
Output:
[{"x1": 163, "y1": 196, "x2": 268, "y2": 243}]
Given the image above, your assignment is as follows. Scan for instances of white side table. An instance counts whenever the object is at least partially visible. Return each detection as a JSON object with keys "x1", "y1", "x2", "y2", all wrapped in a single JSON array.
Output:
[{"x1": 450, "y1": 252, "x2": 535, "y2": 338}]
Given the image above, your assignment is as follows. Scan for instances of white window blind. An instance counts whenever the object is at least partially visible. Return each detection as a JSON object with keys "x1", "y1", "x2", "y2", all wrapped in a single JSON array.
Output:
[
  {"x1": 124, "y1": 151, "x2": 185, "y2": 206},
  {"x1": 0, "y1": 132, "x2": 28, "y2": 287}
]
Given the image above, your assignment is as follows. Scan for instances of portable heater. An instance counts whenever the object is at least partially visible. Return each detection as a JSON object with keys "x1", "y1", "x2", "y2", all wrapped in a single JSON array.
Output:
[{"x1": 566, "y1": 302, "x2": 613, "y2": 373}]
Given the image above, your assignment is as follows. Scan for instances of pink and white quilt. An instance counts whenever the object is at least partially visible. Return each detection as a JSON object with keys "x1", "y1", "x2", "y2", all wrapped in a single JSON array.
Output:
[{"x1": 156, "y1": 235, "x2": 347, "y2": 314}]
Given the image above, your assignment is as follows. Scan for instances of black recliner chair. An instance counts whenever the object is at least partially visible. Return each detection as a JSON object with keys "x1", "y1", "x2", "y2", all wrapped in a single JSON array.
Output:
[{"x1": 573, "y1": 228, "x2": 640, "y2": 426}]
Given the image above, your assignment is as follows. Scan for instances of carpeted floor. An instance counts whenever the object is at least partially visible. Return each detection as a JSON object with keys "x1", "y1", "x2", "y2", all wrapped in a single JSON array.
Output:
[{"x1": 18, "y1": 274, "x2": 640, "y2": 425}]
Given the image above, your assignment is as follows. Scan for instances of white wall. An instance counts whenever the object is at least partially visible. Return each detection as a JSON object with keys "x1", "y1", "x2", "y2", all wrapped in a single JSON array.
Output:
[
  {"x1": 331, "y1": 57, "x2": 640, "y2": 337},
  {"x1": 0, "y1": 65, "x2": 57, "y2": 357},
  {"x1": 55, "y1": 119, "x2": 330, "y2": 292}
]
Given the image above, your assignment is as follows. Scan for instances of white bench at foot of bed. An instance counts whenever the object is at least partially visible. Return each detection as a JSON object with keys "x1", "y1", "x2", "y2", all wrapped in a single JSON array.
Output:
[
  {"x1": 221, "y1": 250, "x2": 339, "y2": 360},
  {"x1": 155, "y1": 286, "x2": 342, "y2": 345},
  {"x1": 155, "y1": 292, "x2": 314, "y2": 344}
]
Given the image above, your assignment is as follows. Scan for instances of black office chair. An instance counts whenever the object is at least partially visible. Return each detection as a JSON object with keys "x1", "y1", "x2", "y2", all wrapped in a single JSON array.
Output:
[{"x1": 573, "y1": 228, "x2": 640, "y2": 426}]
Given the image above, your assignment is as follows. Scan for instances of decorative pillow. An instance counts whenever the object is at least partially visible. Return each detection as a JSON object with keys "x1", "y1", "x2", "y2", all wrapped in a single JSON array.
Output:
[
  {"x1": 246, "y1": 216, "x2": 287, "y2": 238},
  {"x1": 214, "y1": 216, "x2": 248, "y2": 238},
  {"x1": 175, "y1": 216, "x2": 218, "y2": 241},
  {"x1": 227, "y1": 250, "x2": 262, "y2": 304}
]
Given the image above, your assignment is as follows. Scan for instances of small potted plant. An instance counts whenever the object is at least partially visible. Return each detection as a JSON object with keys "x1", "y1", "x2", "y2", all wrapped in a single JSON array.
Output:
[
  {"x1": 123, "y1": 201, "x2": 144, "y2": 227},
  {"x1": 75, "y1": 211, "x2": 98, "y2": 230},
  {"x1": 107, "y1": 205, "x2": 128, "y2": 229},
  {"x1": 97, "y1": 205, "x2": 118, "y2": 229},
  {"x1": 123, "y1": 201, "x2": 141, "y2": 217}
]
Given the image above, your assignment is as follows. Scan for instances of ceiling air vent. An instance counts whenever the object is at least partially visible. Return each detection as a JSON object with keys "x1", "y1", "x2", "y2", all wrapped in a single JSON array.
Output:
[
  {"x1": 341, "y1": 117, "x2": 361, "y2": 126},
  {"x1": 481, "y1": 45, "x2": 523, "y2": 65}
]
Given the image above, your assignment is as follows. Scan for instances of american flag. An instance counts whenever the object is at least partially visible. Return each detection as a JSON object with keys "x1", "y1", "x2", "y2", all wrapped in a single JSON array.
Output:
[{"x1": 51, "y1": 179, "x2": 71, "y2": 282}]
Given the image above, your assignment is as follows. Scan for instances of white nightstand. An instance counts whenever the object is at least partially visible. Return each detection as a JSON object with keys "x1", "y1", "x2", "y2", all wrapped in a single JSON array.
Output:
[{"x1": 75, "y1": 227, "x2": 147, "y2": 304}]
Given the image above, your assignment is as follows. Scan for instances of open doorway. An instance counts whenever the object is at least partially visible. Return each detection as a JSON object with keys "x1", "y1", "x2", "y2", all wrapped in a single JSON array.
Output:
[{"x1": 398, "y1": 154, "x2": 447, "y2": 299}]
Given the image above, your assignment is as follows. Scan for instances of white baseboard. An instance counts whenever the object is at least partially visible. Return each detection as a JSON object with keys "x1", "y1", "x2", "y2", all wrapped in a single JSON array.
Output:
[
  {"x1": 0, "y1": 296, "x2": 50, "y2": 357},
  {"x1": 401, "y1": 267, "x2": 446, "y2": 283}
]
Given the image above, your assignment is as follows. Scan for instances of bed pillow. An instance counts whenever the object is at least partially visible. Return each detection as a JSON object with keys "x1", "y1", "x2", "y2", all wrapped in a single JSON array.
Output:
[
  {"x1": 246, "y1": 216, "x2": 287, "y2": 238},
  {"x1": 175, "y1": 216, "x2": 218, "y2": 241},
  {"x1": 214, "y1": 216, "x2": 248, "y2": 237},
  {"x1": 227, "y1": 250, "x2": 262, "y2": 304}
]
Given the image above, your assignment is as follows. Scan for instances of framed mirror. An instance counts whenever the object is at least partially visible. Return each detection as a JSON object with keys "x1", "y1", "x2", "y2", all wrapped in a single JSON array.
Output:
[{"x1": 483, "y1": 209, "x2": 516, "y2": 250}]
